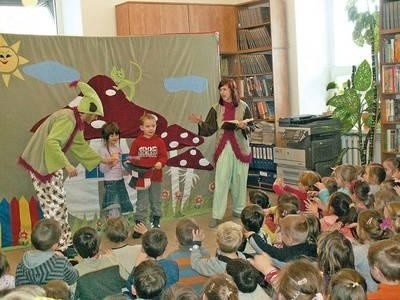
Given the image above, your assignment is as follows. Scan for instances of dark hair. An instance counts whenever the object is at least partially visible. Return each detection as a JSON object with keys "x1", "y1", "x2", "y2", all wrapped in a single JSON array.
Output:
[
  {"x1": 175, "y1": 218, "x2": 199, "y2": 246},
  {"x1": 72, "y1": 226, "x2": 100, "y2": 258},
  {"x1": 328, "y1": 268, "x2": 367, "y2": 300},
  {"x1": 226, "y1": 258, "x2": 259, "y2": 293},
  {"x1": 218, "y1": 78, "x2": 240, "y2": 106},
  {"x1": 105, "y1": 216, "x2": 129, "y2": 243},
  {"x1": 31, "y1": 219, "x2": 62, "y2": 251},
  {"x1": 368, "y1": 239, "x2": 400, "y2": 282},
  {"x1": 352, "y1": 180, "x2": 374, "y2": 209},
  {"x1": 240, "y1": 204, "x2": 265, "y2": 232},
  {"x1": 0, "y1": 252, "x2": 10, "y2": 277},
  {"x1": 277, "y1": 192, "x2": 300, "y2": 211},
  {"x1": 328, "y1": 192, "x2": 358, "y2": 226},
  {"x1": 142, "y1": 229, "x2": 168, "y2": 258},
  {"x1": 133, "y1": 260, "x2": 166, "y2": 299},
  {"x1": 322, "y1": 176, "x2": 338, "y2": 195},
  {"x1": 101, "y1": 122, "x2": 120, "y2": 155},
  {"x1": 366, "y1": 163, "x2": 387, "y2": 185},
  {"x1": 248, "y1": 190, "x2": 270, "y2": 209},
  {"x1": 304, "y1": 213, "x2": 321, "y2": 245}
]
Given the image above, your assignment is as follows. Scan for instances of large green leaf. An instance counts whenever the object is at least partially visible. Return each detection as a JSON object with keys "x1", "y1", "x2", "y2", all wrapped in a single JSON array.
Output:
[{"x1": 354, "y1": 59, "x2": 372, "y2": 91}]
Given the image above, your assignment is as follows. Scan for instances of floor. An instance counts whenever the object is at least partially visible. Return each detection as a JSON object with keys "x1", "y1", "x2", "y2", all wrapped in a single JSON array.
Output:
[{"x1": 3, "y1": 190, "x2": 277, "y2": 276}]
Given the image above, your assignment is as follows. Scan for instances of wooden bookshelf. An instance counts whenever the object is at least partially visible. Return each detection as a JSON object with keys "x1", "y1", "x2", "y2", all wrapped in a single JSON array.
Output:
[{"x1": 379, "y1": 0, "x2": 400, "y2": 161}]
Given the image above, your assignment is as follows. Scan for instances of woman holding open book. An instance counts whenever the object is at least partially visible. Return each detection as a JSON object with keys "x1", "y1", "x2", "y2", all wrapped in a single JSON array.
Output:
[{"x1": 188, "y1": 78, "x2": 254, "y2": 228}]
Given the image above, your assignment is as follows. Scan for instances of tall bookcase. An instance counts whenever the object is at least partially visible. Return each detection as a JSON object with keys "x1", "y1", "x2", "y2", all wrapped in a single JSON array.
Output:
[
  {"x1": 380, "y1": 0, "x2": 400, "y2": 162},
  {"x1": 220, "y1": 0, "x2": 288, "y2": 190}
]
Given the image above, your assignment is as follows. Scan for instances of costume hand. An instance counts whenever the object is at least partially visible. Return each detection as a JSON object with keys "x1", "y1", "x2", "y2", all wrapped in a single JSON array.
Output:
[
  {"x1": 188, "y1": 113, "x2": 203, "y2": 124},
  {"x1": 192, "y1": 229, "x2": 205, "y2": 242},
  {"x1": 65, "y1": 165, "x2": 78, "y2": 177},
  {"x1": 154, "y1": 162, "x2": 162, "y2": 170}
]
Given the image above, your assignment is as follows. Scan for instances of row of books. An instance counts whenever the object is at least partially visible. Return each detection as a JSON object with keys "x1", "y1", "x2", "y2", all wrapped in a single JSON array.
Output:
[
  {"x1": 382, "y1": 35, "x2": 400, "y2": 63},
  {"x1": 386, "y1": 127, "x2": 400, "y2": 152},
  {"x1": 246, "y1": 99, "x2": 275, "y2": 121},
  {"x1": 239, "y1": 54, "x2": 272, "y2": 75},
  {"x1": 384, "y1": 98, "x2": 400, "y2": 122},
  {"x1": 382, "y1": 1, "x2": 400, "y2": 30},
  {"x1": 239, "y1": 75, "x2": 273, "y2": 98},
  {"x1": 238, "y1": 27, "x2": 271, "y2": 50},
  {"x1": 238, "y1": 6, "x2": 270, "y2": 28},
  {"x1": 382, "y1": 65, "x2": 400, "y2": 94}
]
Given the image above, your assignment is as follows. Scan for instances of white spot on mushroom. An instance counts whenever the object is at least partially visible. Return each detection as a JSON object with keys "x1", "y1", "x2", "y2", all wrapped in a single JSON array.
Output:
[
  {"x1": 199, "y1": 158, "x2": 210, "y2": 167},
  {"x1": 179, "y1": 160, "x2": 188, "y2": 167},
  {"x1": 190, "y1": 149, "x2": 197, "y2": 156},
  {"x1": 180, "y1": 132, "x2": 189, "y2": 138},
  {"x1": 68, "y1": 96, "x2": 83, "y2": 108},
  {"x1": 91, "y1": 120, "x2": 106, "y2": 129},
  {"x1": 161, "y1": 132, "x2": 167, "y2": 138},
  {"x1": 106, "y1": 89, "x2": 116, "y2": 96},
  {"x1": 193, "y1": 137, "x2": 200, "y2": 144},
  {"x1": 169, "y1": 141, "x2": 179, "y2": 149}
]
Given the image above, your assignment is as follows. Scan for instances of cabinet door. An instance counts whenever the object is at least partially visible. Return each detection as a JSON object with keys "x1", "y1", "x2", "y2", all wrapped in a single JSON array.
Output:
[
  {"x1": 188, "y1": 5, "x2": 237, "y2": 53},
  {"x1": 160, "y1": 5, "x2": 189, "y2": 34}
]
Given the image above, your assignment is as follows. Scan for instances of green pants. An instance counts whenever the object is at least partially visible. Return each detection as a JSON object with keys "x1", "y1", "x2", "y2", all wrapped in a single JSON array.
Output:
[{"x1": 212, "y1": 143, "x2": 249, "y2": 219}]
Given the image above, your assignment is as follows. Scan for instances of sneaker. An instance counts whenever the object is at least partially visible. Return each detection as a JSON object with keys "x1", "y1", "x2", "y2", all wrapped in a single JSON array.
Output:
[
  {"x1": 62, "y1": 245, "x2": 77, "y2": 259},
  {"x1": 208, "y1": 218, "x2": 222, "y2": 228},
  {"x1": 151, "y1": 216, "x2": 161, "y2": 228}
]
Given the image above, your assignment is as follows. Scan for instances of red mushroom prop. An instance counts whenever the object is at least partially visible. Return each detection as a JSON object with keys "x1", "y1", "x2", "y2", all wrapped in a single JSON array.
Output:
[
  {"x1": 167, "y1": 147, "x2": 213, "y2": 212},
  {"x1": 161, "y1": 124, "x2": 205, "y2": 214}
]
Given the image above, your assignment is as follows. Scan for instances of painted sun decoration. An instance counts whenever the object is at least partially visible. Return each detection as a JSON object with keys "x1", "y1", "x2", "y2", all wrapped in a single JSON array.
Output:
[{"x1": 0, "y1": 35, "x2": 29, "y2": 87}]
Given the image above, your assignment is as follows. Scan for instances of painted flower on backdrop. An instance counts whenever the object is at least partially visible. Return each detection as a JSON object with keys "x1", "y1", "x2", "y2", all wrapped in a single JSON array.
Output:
[
  {"x1": 161, "y1": 189, "x2": 170, "y2": 201},
  {"x1": 194, "y1": 195, "x2": 204, "y2": 208},
  {"x1": 174, "y1": 191, "x2": 182, "y2": 200},
  {"x1": 208, "y1": 182, "x2": 215, "y2": 192},
  {"x1": 19, "y1": 230, "x2": 30, "y2": 246}
]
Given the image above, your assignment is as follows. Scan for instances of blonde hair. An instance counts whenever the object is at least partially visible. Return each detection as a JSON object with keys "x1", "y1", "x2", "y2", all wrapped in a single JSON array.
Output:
[
  {"x1": 357, "y1": 209, "x2": 392, "y2": 242},
  {"x1": 328, "y1": 268, "x2": 367, "y2": 300},
  {"x1": 384, "y1": 202, "x2": 400, "y2": 234},
  {"x1": 203, "y1": 273, "x2": 238, "y2": 300},
  {"x1": 373, "y1": 189, "x2": 400, "y2": 212},
  {"x1": 368, "y1": 239, "x2": 400, "y2": 282},
  {"x1": 139, "y1": 112, "x2": 157, "y2": 125},
  {"x1": 334, "y1": 164, "x2": 358, "y2": 186},
  {"x1": 299, "y1": 171, "x2": 321, "y2": 191},
  {"x1": 216, "y1": 221, "x2": 243, "y2": 253},
  {"x1": 276, "y1": 259, "x2": 323, "y2": 300},
  {"x1": 280, "y1": 214, "x2": 309, "y2": 244}
]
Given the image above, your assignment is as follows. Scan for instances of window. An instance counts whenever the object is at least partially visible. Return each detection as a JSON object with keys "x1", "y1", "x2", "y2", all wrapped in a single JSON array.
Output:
[{"x1": 0, "y1": 0, "x2": 57, "y2": 35}]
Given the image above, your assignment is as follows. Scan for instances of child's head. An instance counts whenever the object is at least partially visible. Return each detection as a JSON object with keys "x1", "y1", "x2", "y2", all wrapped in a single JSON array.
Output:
[
  {"x1": 321, "y1": 176, "x2": 338, "y2": 195},
  {"x1": 203, "y1": 273, "x2": 238, "y2": 300},
  {"x1": 104, "y1": 216, "x2": 130, "y2": 243},
  {"x1": 304, "y1": 213, "x2": 321, "y2": 245},
  {"x1": 101, "y1": 122, "x2": 120, "y2": 143},
  {"x1": 333, "y1": 164, "x2": 358, "y2": 187},
  {"x1": 133, "y1": 260, "x2": 166, "y2": 299},
  {"x1": 216, "y1": 221, "x2": 243, "y2": 253},
  {"x1": 383, "y1": 158, "x2": 400, "y2": 180},
  {"x1": 298, "y1": 171, "x2": 321, "y2": 192},
  {"x1": 277, "y1": 192, "x2": 300, "y2": 211},
  {"x1": 317, "y1": 230, "x2": 354, "y2": 277},
  {"x1": 327, "y1": 192, "x2": 358, "y2": 225},
  {"x1": 383, "y1": 202, "x2": 400, "y2": 234},
  {"x1": 226, "y1": 258, "x2": 259, "y2": 294},
  {"x1": 139, "y1": 112, "x2": 157, "y2": 137},
  {"x1": 248, "y1": 190, "x2": 270, "y2": 209},
  {"x1": 327, "y1": 268, "x2": 367, "y2": 300},
  {"x1": 373, "y1": 189, "x2": 400, "y2": 212},
  {"x1": 368, "y1": 239, "x2": 400, "y2": 283},
  {"x1": 357, "y1": 209, "x2": 393, "y2": 242},
  {"x1": 279, "y1": 214, "x2": 309, "y2": 246},
  {"x1": 276, "y1": 259, "x2": 323, "y2": 300},
  {"x1": 73, "y1": 226, "x2": 100, "y2": 258},
  {"x1": 31, "y1": 219, "x2": 61, "y2": 251},
  {"x1": 43, "y1": 279, "x2": 71, "y2": 300},
  {"x1": 363, "y1": 163, "x2": 386, "y2": 185},
  {"x1": 274, "y1": 203, "x2": 298, "y2": 225},
  {"x1": 0, "y1": 252, "x2": 10, "y2": 278},
  {"x1": 142, "y1": 228, "x2": 168, "y2": 258},
  {"x1": 161, "y1": 283, "x2": 199, "y2": 300},
  {"x1": 175, "y1": 218, "x2": 199, "y2": 246},
  {"x1": 240, "y1": 204, "x2": 264, "y2": 233},
  {"x1": 352, "y1": 179, "x2": 374, "y2": 208}
]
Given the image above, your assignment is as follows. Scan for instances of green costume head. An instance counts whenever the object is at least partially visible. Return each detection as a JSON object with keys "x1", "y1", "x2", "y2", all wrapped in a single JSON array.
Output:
[{"x1": 77, "y1": 81, "x2": 104, "y2": 117}]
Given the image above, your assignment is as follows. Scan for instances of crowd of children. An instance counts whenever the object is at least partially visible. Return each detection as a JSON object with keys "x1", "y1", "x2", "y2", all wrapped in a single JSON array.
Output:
[{"x1": 2, "y1": 158, "x2": 400, "y2": 299}]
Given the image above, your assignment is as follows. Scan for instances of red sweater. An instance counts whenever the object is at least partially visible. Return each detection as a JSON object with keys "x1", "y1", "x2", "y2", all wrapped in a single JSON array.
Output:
[
  {"x1": 272, "y1": 182, "x2": 306, "y2": 211},
  {"x1": 129, "y1": 134, "x2": 168, "y2": 182},
  {"x1": 368, "y1": 283, "x2": 400, "y2": 300}
]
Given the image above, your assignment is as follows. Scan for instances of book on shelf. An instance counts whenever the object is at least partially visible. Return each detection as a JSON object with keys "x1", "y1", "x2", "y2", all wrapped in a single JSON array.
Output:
[
  {"x1": 385, "y1": 97, "x2": 400, "y2": 122},
  {"x1": 386, "y1": 126, "x2": 400, "y2": 152},
  {"x1": 382, "y1": 65, "x2": 400, "y2": 94},
  {"x1": 382, "y1": 1, "x2": 400, "y2": 30},
  {"x1": 238, "y1": 6, "x2": 270, "y2": 28},
  {"x1": 382, "y1": 35, "x2": 400, "y2": 63}
]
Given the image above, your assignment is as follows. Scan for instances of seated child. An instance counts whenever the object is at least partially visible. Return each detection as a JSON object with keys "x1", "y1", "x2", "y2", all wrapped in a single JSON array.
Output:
[
  {"x1": 248, "y1": 189, "x2": 270, "y2": 209},
  {"x1": 161, "y1": 283, "x2": 199, "y2": 300},
  {"x1": 43, "y1": 279, "x2": 71, "y2": 300},
  {"x1": 226, "y1": 258, "x2": 270, "y2": 300},
  {"x1": 15, "y1": 219, "x2": 78, "y2": 286},
  {"x1": 239, "y1": 204, "x2": 270, "y2": 256},
  {"x1": 202, "y1": 273, "x2": 238, "y2": 300},
  {"x1": 383, "y1": 157, "x2": 400, "y2": 180},
  {"x1": 127, "y1": 228, "x2": 179, "y2": 292},
  {"x1": 0, "y1": 252, "x2": 14, "y2": 291},
  {"x1": 373, "y1": 188, "x2": 400, "y2": 212},
  {"x1": 73, "y1": 226, "x2": 125, "y2": 299},
  {"x1": 131, "y1": 260, "x2": 166, "y2": 300},
  {"x1": 166, "y1": 218, "x2": 209, "y2": 294},
  {"x1": 328, "y1": 268, "x2": 367, "y2": 300},
  {"x1": 352, "y1": 180, "x2": 374, "y2": 210},
  {"x1": 191, "y1": 221, "x2": 246, "y2": 277},
  {"x1": 363, "y1": 163, "x2": 387, "y2": 195},
  {"x1": 383, "y1": 202, "x2": 400, "y2": 234},
  {"x1": 104, "y1": 216, "x2": 142, "y2": 280},
  {"x1": 367, "y1": 239, "x2": 400, "y2": 299}
]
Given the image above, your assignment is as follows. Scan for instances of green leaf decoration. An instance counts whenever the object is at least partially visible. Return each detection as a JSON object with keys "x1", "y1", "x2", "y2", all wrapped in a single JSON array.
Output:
[{"x1": 354, "y1": 59, "x2": 371, "y2": 91}]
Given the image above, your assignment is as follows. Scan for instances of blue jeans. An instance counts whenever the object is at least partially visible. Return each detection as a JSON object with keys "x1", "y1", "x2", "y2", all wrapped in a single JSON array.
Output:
[{"x1": 103, "y1": 179, "x2": 133, "y2": 214}]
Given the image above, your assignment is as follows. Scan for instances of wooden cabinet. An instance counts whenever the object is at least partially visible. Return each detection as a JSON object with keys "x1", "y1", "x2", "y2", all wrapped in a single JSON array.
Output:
[
  {"x1": 379, "y1": 0, "x2": 400, "y2": 162},
  {"x1": 115, "y1": 2, "x2": 237, "y2": 53}
]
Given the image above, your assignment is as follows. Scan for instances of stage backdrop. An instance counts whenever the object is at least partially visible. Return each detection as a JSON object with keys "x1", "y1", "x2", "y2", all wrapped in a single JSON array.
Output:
[{"x1": 0, "y1": 33, "x2": 219, "y2": 229}]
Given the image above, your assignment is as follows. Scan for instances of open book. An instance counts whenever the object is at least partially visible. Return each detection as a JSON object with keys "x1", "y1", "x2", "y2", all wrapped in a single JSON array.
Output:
[{"x1": 221, "y1": 118, "x2": 254, "y2": 130}]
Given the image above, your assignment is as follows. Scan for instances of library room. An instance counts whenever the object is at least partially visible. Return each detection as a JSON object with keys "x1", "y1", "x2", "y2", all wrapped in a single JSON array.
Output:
[{"x1": 1, "y1": 0, "x2": 400, "y2": 299}]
